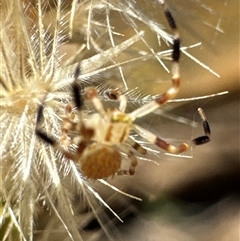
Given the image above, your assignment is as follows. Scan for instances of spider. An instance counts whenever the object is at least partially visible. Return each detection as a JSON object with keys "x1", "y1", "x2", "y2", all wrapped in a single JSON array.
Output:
[{"x1": 35, "y1": 1, "x2": 211, "y2": 180}]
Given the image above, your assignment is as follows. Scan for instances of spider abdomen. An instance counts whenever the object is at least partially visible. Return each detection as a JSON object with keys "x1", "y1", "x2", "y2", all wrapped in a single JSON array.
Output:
[{"x1": 79, "y1": 143, "x2": 122, "y2": 179}]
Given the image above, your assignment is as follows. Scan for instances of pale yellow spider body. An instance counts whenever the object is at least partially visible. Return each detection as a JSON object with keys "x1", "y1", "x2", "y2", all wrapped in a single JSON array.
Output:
[
  {"x1": 86, "y1": 111, "x2": 133, "y2": 145},
  {"x1": 62, "y1": 100, "x2": 139, "y2": 179}
]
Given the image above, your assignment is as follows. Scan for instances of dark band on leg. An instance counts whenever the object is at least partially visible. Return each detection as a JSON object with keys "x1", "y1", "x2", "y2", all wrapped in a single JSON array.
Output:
[
  {"x1": 173, "y1": 38, "x2": 180, "y2": 61},
  {"x1": 74, "y1": 63, "x2": 81, "y2": 79},
  {"x1": 35, "y1": 130, "x2": 56, "y2": 145},
  {"x1": 37, "y1": 104, "x2": 44, "y2": 123},
  {"x1": 72, "y1": 83, "x2": 83, "y2": 110},
  {"x1": 73, "y1": 64, "x2": 84, "y2": 110},
  {"x1": 192, "y1": 135, "x2": 210, "y2": 145},
  {"x1": 203, "y1": 120, "x2": 211, "y2": 136},
  {"x1": 164, "y1": 9, "x2": 177, "y2": 30}
]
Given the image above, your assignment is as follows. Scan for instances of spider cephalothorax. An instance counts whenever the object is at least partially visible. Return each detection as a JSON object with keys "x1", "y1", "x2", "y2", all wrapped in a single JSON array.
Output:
[{"x1": 35, "y1": 1, "x2": 210, "y2": 180}]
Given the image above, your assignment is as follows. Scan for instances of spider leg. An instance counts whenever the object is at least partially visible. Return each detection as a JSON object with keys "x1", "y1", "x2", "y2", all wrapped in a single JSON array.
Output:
[
  {"x1": 133, "y1": 124, "x2": 188, "y2": 154},
  {"x1": 35, "y1": 129, "x2": 56, "y2": 146},
  {"x1": 36, "y1": 64, "x2": 83, "y2": 146},
  {"x1": 116, "y1": 145, "x2": 138, "y2": 176},
  {"x1": 105, "y1": 89, "x2": 127, "y2": 112},
  {"x1": 36, "y1": 64, "x2": 93, "y2": 162},
  {"x1": 60, "y1": 102, "x2": 84, "y2": 146},
  {"x1": 129, "y1": 2, "x2": 180, "y2": 120},
  {"x1": 192, "y1": 108, "x2": 211, "y2": 145},
  {"x1": 69, "y1": 64, "x2": 95, "y2": 143},
  {"x1": 72, "y1": 66, "x2": 105, "y2": 116},
  {"x1": 35, "y1": 129, "x2": 79, "y2": 162},
  {"x1": 36, "y1": 105, "x2": 88, "y2": 164},
  {"x1": 35, "y1": 99, "x2": 80, "y2": 159},
  {"x1": 127, "y1": 137, "x2": 147, "y2": 155},
  {"x1": 72, "y1": 63, "x2": 84, "y2": 111},
  {"x1": 84, "y1": 87, "x2": 107, "y2": 116},
  {"x1": 43, "y1": 65, "x2": 82, "y2": 147},
  {"x1": 35, "y1": 99, "x2": 57, "y2": 146}
]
